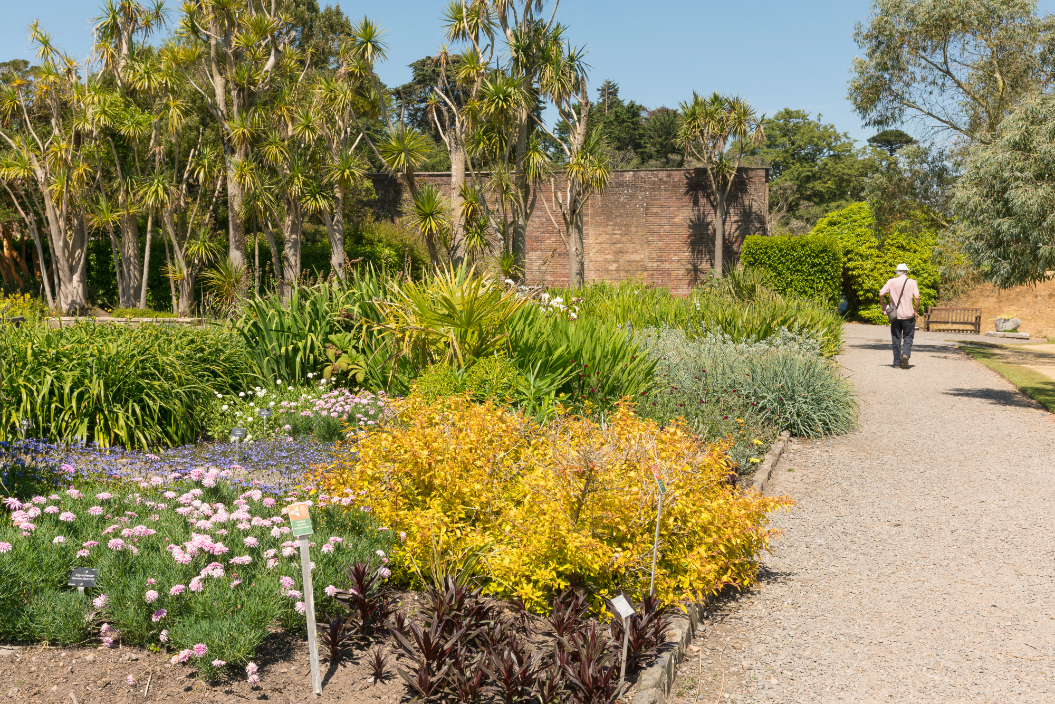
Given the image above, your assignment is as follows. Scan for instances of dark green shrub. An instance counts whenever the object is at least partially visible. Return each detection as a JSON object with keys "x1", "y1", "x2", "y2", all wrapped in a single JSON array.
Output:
[
  {"x1": 0, "y1": 322, "x2": 255, "y2": 448},
  {"x1": 740, "y1": 233, "x2": 844, "y2": 305},
  {"x1": 25, "y1": 591, "x2": 93, "y2": 645}
]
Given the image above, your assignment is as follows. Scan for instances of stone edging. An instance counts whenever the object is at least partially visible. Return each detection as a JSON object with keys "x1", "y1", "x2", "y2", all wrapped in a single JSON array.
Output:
[
  {"x1": 631, "y1": 598, "x2": 712, "y2": 704},
  {"x1": 632, "y1": 433, "x2": 792, "y2": 704},
  {"x1": 749, "y1": 430, "x2": 791, "y2": 494}
]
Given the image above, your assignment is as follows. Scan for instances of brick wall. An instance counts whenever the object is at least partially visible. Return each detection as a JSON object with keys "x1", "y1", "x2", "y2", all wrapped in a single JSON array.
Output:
[{"x1": 368, "y1": 167, "x2": 768, "y2": 294}]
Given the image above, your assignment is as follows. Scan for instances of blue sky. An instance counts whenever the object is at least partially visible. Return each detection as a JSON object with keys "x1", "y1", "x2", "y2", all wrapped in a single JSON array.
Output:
[{"x1": 4, "y1": 0, "x2": 1054, "y2": 145}]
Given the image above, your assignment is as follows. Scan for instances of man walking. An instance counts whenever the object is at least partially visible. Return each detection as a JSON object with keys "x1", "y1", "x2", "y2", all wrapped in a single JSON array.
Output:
[{"x1": 880, "y1": 263, "x2": 920, "y2": 369}]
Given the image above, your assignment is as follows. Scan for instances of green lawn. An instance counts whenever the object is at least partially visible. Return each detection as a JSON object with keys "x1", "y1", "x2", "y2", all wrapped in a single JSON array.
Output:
[{"x1": 960, "y1": 343, "x2": 1055, "y2": 412}]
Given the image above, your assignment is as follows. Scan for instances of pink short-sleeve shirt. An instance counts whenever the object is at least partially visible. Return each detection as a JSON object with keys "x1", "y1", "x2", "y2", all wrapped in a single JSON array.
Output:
[{"x1": 879, "y1": 275, "x2": 920, "y2": 319}]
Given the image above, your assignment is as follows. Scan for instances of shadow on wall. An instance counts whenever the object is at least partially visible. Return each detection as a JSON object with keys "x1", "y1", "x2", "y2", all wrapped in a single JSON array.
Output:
[{"x1": 683, "y1": 169, "x2": 766, "y2": 287}]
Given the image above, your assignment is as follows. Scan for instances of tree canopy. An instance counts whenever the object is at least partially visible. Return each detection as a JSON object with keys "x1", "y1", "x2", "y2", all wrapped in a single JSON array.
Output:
[
  {"x1": 952, "y1": 91, "x2": 1055, "y2": 288},
  {"x1": 849, "y1": 0, "x2": 1055, "y2": 142},
  {"x1": 747, "y1": 109, "x2": 882, "y2": 229}
]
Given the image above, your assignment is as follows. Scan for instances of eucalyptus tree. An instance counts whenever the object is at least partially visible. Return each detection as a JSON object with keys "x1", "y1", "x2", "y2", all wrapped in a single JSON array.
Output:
[
  {"x1": 0, "y1": 24, "x2": 96, "y2": 312},
  {"x1": 177, "y1": 0, "x2": 299, "y2": 270},
  {"x1": 849, "y1": 0, "x2": 1055, "y2": 143},
  {"x1": 952, "y1": 91, "x2": 1055, "y2": 288},
  {"x1": 533, "y1": 38, "x2": 609, "y2": 288},
  {"x1": 679, "y1": 92, "x2": 764, "y2": 277}
]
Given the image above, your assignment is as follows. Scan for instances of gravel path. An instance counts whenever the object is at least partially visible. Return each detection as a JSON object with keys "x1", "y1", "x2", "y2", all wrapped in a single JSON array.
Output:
[{"x1": 693, "y1": 324, "x2": 1055, "y2": 703}]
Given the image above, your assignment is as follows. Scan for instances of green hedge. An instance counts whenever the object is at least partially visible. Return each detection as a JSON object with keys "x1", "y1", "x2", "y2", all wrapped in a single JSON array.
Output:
[
  {"x1": 811, "y1": 203, "x2": 939, "y2": 324},
  {"x1": 740, "y1": 233, "x2": 844, "y2": 306}
]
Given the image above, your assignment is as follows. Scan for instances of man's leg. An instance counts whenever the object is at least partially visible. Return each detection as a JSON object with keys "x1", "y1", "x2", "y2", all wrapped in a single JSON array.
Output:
[
  {"x1": 891, "y1": 320, "x2": 903, "y2": 366},
  {"x1": 902, "y1": 318, "x2": 916, "y2": 365}
]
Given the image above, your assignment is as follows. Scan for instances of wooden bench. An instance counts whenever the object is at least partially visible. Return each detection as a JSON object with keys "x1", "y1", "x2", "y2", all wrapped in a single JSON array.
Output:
[{"x1": 924, "y1": 307, "x2": 982, "y2": 333}]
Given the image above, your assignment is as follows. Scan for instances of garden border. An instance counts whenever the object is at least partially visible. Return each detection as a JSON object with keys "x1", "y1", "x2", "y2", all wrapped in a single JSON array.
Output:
[
  {"x1": 632, "y1": 431, "x2": 790, "y2": 704},
  {"x1": 749, "y1": 431, "x2": 791, "y2": 494},
  {"x1": 631, "y1": 597, "x2": 712, "y2": 704},
  {"x1": 47, "y1": 317, "x2": 206, "y2": 329}
]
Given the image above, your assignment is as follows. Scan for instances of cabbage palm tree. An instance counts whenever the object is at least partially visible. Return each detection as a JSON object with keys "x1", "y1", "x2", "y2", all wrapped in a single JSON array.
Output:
[
  {"x1": 534, "y1": 39, "x2": 607, "y2": 288},
  {"x1": 679, "y1": 92, "x2": 765, "y2": 277}
]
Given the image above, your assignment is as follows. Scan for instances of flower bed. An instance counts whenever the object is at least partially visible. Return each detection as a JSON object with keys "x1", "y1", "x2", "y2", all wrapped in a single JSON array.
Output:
[
  {"x1": 0, "y1": 458, "x2": 392, "y2": 680},
  {"x1": 207, "y1": 379, "x2": 387, "y2": 444},
  {"x1": 316, "y1": 395, "x2": 791, "y2": 612}
]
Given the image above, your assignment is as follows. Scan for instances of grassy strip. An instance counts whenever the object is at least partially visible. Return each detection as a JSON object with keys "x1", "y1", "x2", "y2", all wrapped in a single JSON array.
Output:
[{"x1": 960, "y1": 345, "x2": 1055, "y2": 412}]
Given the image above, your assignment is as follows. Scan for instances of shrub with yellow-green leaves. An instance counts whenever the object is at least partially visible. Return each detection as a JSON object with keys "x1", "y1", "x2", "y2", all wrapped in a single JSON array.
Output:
[{"x1": 315, "y1": 394, "x2": 790, "y2": 612}]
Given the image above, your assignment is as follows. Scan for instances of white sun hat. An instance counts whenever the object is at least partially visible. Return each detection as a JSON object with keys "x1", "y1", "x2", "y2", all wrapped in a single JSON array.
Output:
[{"x1": 896, "y1": 263, "x2": 910, "y2": 272}]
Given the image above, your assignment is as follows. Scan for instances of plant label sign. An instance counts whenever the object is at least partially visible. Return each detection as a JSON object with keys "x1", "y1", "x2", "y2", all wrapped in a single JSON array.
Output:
[
  {"x1": 289, "y1": 502, "x2": 323, "y2": 697},
  {"x1": 68, "y1": 567, "x2": 98, "y2": 589},
  {"x1": 288, "y1": 502, "x2": 314, "y2": 538},
  {"x1": 257, "y1": 408, "x2": 272, "y2": 418},
  {"x1": 651, "y1": 466, "x2": 666, "y2": 495},
  {"x1": 611, "y1": 594, "x2": 635, "y2": 620},
  {"x1": 612, "y1": 594, "x2": 635, "y2": 689},
  {"x1": 230, "y1": 428, "x2": 247, "y2": 441}
]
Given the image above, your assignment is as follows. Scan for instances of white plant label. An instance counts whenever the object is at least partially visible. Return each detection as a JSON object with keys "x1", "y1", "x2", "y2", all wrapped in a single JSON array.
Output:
[{"x1": 612, "y1": 595, "x2": 636, "y2": 619}]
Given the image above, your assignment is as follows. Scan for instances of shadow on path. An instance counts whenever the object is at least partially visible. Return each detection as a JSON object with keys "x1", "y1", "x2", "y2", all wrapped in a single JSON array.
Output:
[{"x1": 942, "y1": 386, "x2": 1039, "y2": 409}]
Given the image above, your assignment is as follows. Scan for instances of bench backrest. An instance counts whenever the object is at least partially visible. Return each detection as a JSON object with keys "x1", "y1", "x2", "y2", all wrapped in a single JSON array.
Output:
[{"x1": 927, "y1": 307, "x2": 981, "y2": 322}]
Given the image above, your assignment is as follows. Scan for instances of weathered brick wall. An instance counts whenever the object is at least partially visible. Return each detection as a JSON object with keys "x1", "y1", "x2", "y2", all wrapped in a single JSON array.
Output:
[{"x1": 368, "y1": 167, "x2": 768, "y2": 294}]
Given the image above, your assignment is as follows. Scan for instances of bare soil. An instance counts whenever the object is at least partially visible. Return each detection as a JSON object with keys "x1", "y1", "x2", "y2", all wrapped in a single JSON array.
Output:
[
  {"x1": 0, "y1": 592, "x2": 662, "y2": 704},
  {"x1": 942, "y1": 278, "x2": 1055, "y2": 337}
]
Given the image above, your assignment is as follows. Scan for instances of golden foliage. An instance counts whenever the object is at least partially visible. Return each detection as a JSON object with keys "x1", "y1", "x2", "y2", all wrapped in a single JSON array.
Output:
[{"x1": 314, "y1": 394, "x2": 791, "y2": 612}]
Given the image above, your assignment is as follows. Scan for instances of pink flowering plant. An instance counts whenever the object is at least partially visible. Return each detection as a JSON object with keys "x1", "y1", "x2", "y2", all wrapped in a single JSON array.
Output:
[
  {"x1": 207, "y1": 382, "x2": 387, "y2": 444},
  {"x1": 0, "y1": 461, "x2": 393, "y2": 680}
]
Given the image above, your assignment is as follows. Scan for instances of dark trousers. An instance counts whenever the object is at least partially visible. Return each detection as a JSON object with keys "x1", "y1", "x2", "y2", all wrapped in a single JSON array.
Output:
[{"x1": 890, "y1": 317, "x2": 916, "y2": 364}]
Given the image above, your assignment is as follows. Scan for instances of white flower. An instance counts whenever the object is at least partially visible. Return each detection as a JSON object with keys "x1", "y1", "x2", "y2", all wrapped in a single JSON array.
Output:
[
  {"x1": 215, "y1": 393, "x2": 223, "y2": 399},
  {"x1": 222, "y1": 405, "x2": 229, "y2": 411},
  {"x1": 307, "y1": 372, "x2": 315, "y2": 379},
  {"x1": 238, "y1": 392, "x2": 245, "y2": 398}
]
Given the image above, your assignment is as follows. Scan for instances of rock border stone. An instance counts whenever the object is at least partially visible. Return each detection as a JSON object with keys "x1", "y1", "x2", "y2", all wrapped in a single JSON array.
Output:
[
  {"x1": 631, "y1": 598, "x2": 712, "y2": 704},
  {"x1": 985, "y1": 331, "x2": 1030, "y2": 340},
  {"x1": 749, "y1": 430, "x2": 791, "y2": 493},
  {"x1": 632, "y1": 431, "x2": 792, "y2": 704}
]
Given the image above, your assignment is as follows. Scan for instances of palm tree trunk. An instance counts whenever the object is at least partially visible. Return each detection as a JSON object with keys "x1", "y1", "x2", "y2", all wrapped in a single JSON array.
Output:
[
  {"x1": 117, "y1": 193, "x2": 142, "y2": 308},
  {"x1": 138, "y1": 211, "x2": 153, "y2": 309},
  {"x1": 322, "y1": 192, "x2": 345, "y2": 280},
  {"x1": 225, "y1": 145, "x2": 247, "y2": 269},
  {"x1": 281, "y1": 199, "x2": 302, "y2": 298},
  {"x1": 449, "y1": 140, "x2": 466, "y2": 266},
  {"x1": 714, "y1": 190, "x2": 725, "y2": 278}
]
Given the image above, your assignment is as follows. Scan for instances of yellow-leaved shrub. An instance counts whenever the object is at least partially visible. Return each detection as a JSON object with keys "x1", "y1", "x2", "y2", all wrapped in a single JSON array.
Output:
[{"x1": 315, "y1": 394, "x2": 790, "y2": 612}]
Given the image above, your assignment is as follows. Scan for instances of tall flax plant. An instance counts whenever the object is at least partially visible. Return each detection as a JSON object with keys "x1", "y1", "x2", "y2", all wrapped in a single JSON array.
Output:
[
  {"x1": 235, "y1": 271, "x2": 386, "y2": 382},
  {"x1": 0, "y1": 322, "x2": 254, "y2": 448},
  {"x1": 376, "y1": 265, "x2": 525, "y2": 370},
  {"x1": 506, "y1": 305, "x2": 657, "y2": 413},
  {"x1": 554, "y1": 280, "x2": 699, "y2": 331}
]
